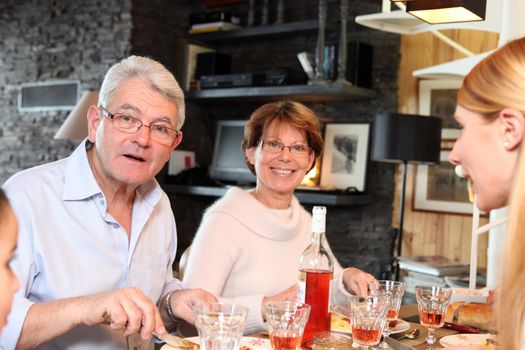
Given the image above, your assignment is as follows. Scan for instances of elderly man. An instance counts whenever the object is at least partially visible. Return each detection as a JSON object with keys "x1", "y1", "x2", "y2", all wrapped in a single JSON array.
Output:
[{"x1": 0, "y1": 56, "x2": 216, "y2": 350}]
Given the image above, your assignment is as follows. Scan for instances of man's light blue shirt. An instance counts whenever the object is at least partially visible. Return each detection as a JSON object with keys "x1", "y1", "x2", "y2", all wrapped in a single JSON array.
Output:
[{"x1": 0, "y1": 141, "x2": 183, "y2": 350}]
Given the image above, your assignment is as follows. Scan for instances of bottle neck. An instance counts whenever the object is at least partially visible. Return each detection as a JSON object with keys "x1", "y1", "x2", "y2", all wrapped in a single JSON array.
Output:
[{"x1": 310, "y1": 231, "x2": 326, "y2": 244}]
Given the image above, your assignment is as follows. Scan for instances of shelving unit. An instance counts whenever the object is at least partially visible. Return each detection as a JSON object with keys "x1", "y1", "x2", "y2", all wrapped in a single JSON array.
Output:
[
  {"x1": 186, "y1": 82, "x2": 375, "y2": 102},
  {"x1": 189, "y1": 19, "x2": 322, "y2": 44},
  {"x1": 163, "y1": 184, "x2": 370, "y2": 206}
]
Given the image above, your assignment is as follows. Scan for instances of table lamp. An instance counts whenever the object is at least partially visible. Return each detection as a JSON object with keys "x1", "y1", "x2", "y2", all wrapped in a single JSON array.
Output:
[
  {"x1": 371, "y1": 112, "x2": 442, "y2": 279},
  {"x1": 54, "y1": 90, "x2": 99, "y2": 140}
]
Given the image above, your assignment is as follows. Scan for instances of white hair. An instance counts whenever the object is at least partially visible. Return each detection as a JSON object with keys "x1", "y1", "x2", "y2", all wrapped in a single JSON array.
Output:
[{"x1": 98, "y1": 55, "x2": 186, "y2": 129}]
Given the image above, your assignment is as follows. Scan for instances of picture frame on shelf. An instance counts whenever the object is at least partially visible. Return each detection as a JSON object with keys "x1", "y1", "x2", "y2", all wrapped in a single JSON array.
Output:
[
  {"x1": 413, "y1": 149, "x2": 473, "y2": 215},
  {"x1": 419, "y1": 79, "x2": 462, "y2": 139},
  {"x1": 319, "y1": 123, "x2": 370, "y2": 192}
]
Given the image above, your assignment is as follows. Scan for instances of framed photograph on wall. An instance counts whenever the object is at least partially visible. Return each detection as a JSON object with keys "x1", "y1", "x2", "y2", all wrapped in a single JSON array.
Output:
[
  {"x1": 419, "y1": 79, "x2": 462, "y2": 140},
  {"x1": 319, "y1": 123, "x2": 370, "y2": 192},
  {"x1": 413, "y1": 150, "x2": 473, "y2": 215}
]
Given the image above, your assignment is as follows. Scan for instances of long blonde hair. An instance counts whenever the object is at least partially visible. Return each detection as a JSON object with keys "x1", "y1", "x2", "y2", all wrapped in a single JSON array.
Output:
[
  {"x1": 463, "y1": 37, "x2": 525, "y2": 350},
  {"x1": 458, "y1": 37, "x2": 525, "y2": 120},
  {"x1": 498, "y1": 141, "x2": 525, "y2": 349}
]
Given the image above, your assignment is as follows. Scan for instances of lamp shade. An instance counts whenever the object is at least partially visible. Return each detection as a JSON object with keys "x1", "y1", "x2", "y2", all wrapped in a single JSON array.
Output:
[
  {"x1": 54, "y1": 90, "x2": 99, "y2": 140},
  {"x1": 407, "y1": 0, "x2": 486, "y2": 24},
  {"x1": 371, "y1": 112, "x2": 442, "y2": 164}
]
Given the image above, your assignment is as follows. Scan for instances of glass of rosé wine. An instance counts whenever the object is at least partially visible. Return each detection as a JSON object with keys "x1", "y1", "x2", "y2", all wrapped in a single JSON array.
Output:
[
  {"x1": 368, "y1": 280, "x2": 405, "y2": 349},
  {"x1": 264, "y1": 301, "x2": 311, "y2": 350},
  {"x1": 348, "y1": 295, "x2": 389, "y2": 350},
  {"x1": 415, "y1": 286, "x2": 452, "y2": 348}
]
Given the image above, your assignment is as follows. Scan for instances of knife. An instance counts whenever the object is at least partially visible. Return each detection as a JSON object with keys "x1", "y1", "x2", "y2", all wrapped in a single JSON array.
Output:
[
  {"x1": 385, "y1": 336, "x2": 417, "y2": 350},
  {"x1": 152, "y1": 332, "x2": 200, "y2": 350},
  {"x1": 443, "y1": 322, "x2": 481, "y2": 334}
]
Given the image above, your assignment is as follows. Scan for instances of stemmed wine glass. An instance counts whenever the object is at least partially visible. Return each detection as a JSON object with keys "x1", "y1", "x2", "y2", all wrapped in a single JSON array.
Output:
[
  {"x1": 368, "y1": 280, "x2": 405, "y2": 349},
  {"x1": 348, "y1": 295, "x2": 389, "y2": 350},
  {"x1": 415, "y1": 286, "x2": 452, "y2": 349}
]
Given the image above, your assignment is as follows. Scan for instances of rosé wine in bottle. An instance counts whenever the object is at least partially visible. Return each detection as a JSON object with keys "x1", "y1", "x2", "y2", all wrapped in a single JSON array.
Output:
[{"x1": 298, "y1": 206, "x2": 334, "y2": 348}]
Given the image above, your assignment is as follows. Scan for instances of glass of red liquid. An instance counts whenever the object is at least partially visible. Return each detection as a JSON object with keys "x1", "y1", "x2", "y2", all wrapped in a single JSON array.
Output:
[
  {"x1": 348, "y1": 295, "x2": 389, "y2": 350},
  {"x1": 264, "y1": 301, "x2": 311, "y2": 350},
  {"x1": 368, "y1": 280, "x2": 405, "y2": 349},
  {"x1": 415, "y1": 286, "x2": 452, "y2": 348}
]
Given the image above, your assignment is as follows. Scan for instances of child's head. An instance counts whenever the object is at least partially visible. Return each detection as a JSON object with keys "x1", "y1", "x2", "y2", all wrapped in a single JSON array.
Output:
[{"x1": 0, "y1": 189, "x2": 19, "y2": 332}]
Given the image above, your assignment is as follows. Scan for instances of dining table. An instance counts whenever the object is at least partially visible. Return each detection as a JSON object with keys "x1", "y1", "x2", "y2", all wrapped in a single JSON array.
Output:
[{"x1": 159, "y1": 304, "x2": 464, "y2": 350}]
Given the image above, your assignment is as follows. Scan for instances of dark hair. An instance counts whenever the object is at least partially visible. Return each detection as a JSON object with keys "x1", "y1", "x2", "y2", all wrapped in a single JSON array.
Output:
[{"x1": 241, "y1": 101, "x2": 323, "y2": 174}]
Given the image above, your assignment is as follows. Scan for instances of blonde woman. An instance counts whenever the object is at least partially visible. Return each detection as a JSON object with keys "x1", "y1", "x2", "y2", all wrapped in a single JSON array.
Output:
[{"x1": 447, "y1": 37, "x2": 525, "y2": 349}]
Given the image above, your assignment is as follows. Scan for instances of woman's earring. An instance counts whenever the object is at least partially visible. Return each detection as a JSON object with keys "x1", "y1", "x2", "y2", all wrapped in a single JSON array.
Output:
[{"x1": 503, "y1": 141, "x2": 510, "y2": 149}]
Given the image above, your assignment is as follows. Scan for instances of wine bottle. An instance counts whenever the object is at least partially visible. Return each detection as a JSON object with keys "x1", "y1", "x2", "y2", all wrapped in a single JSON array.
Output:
[{"x1": 298, "y1": 206, "x2": 334, "y2": 347}]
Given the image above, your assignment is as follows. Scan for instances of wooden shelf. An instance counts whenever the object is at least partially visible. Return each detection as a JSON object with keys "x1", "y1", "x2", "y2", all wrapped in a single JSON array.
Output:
[
  {"x1": 163, "y1": 184, "x2": 370, "y2": 206},
  {"x1": 186, "y1": 82, "x2": 375, "y2": 103},
  {"x1": 189, "y1": 20, "x2": 321, "y2": 44}
]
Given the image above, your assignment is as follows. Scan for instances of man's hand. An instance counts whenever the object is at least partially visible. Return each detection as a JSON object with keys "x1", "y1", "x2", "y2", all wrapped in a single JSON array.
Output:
[
  {"x1": 342, "y1": 268, "x2": 375, "y2": 296},
  {"x1": 167, "y1": 289, "x2": 218, "y2": 324},
  {"x1": 80, "y1": 287, "x2": 165, "y2": 340}
]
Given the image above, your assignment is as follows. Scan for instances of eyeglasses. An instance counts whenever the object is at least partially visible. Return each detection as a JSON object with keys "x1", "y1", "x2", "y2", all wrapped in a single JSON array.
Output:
[
  {"x1": 261, "y1": 139, "x2": 312, "y2": 157},
  {"x1": 99, "y1": 106, "x2": 179, "y2": 146}
]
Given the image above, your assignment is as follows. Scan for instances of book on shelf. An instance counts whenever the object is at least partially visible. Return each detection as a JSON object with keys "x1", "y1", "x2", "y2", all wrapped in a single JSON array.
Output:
[
  {"x1": 188, "y1": 21, "x2": 241, "y2": 34},
  {"x1": 190, "y1": 11, "x2": 240, "y2": 26},
  {"x1": 398, "y1": 255, "x2": 469, "y2": 277},
  {"x1": 297, "y1": 52, "x2": 314, "y2": 80}
]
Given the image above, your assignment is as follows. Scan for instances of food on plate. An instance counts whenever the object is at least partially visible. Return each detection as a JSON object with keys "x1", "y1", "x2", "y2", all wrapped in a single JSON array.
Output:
[
  {"x1": 331, "y1": 311, "x2": 351, "y2": 332},
  {"x1": 240, "y1": 346, "x2": 253, "y2": 350},
  {"x1": 445, "y1": 302, "x2": 494, "y2": 332},
  {"x1": 389, "y1": 320, "x2": 398, "y2": 328}
]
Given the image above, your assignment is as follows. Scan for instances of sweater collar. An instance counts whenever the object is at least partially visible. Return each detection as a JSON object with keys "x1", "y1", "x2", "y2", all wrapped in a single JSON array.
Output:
[{"x1": 204, "y1": 187, "x2": 310, "y2": 241}]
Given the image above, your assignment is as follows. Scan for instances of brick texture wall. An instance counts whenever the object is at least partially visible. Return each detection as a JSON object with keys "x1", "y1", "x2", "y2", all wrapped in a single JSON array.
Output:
[{"x1": 0, "y1": 0, "x2": 400, "y2": 278}]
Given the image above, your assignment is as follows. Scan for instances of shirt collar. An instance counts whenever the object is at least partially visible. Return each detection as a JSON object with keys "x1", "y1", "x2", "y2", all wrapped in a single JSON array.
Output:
[{"x1": 62, "y1": 140, "x2": 162, "y2": 205}]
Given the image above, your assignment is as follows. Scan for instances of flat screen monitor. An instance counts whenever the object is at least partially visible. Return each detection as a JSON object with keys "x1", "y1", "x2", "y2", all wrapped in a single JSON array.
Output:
[{"x1": 210, "y1": 120, "x2": 256, "y2": 184}]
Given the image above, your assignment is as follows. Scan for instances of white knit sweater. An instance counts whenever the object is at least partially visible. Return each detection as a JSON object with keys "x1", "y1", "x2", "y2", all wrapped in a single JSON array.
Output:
[{"x1": 183, "y1": 187, "x2": 351, "y2": 333}]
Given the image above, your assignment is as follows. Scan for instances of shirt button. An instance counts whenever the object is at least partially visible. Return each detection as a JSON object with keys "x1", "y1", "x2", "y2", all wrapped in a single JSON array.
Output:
[
  {"x1": 113, "y1": 223, "x2": 120, "y2": 229},
  {"x1": 98, "y1": 193, "x2": 103, "y2": 198},
  {"x1": 100, "y1": 200, "x2": 105, "y2": 205}
]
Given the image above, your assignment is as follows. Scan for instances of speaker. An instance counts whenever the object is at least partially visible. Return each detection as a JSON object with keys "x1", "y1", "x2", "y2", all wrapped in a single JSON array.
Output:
[
  {"x1": 346, "y1": 41, "x2": 373, "y2": 88},
  {"x1": 18, "y1": 80, "x2": 79, "y2": 111},
  {"x1": 195, "y1": 52, "x2": 231, "y2": 80}
]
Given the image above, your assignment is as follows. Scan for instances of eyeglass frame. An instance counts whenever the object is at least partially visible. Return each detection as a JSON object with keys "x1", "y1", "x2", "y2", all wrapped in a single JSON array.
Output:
[
  {"x1": 99, "y1": 106, "x2": 180, "y2": 145},
  {"x1": 259, "y1": 138, "x2": 313, "y2": 157}
]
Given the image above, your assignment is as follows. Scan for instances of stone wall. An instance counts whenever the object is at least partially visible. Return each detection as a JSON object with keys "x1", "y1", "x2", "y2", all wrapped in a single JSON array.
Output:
[{"x1": 0, "y1": 0, "x2": 400, "y2": 278}]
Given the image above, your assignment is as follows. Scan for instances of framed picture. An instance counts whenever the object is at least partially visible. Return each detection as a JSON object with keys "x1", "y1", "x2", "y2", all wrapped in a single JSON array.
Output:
[
  {"x1": 413, "y1": 150, "x2": 473, "y2": 215},
  {"x1": 419, "y1": 79, "x2": 462, "y2": 140},
  {"x1": 320, "y1": 123, "x2": 370, "y2": 192}
]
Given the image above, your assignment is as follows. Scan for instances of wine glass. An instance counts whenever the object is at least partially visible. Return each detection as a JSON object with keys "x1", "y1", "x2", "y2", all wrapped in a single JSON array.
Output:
[
  {"x1": 368, "y1": 280, "x2": 405, "y2": 349},
  {"x1": 348, "y1": 295, "x2": 389, "y2": 350},
  {"x1": 415, "y1": 286, "x2": 452, "y2": 348}
]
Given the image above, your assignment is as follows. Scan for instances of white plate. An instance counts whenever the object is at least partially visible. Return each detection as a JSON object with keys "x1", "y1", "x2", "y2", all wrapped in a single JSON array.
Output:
[
  {"x1": 331, "y1": 319, "x2": 410, "y2": 335},
  {"x1": 162, "y1": 336, "x2": 272, "y2": 350},
  {"x1": 390, "y1": 319, "x2": 410, "y2": 334},
  {"x1": 439, "y1": 333, "x2": 496, "y2": 347}
]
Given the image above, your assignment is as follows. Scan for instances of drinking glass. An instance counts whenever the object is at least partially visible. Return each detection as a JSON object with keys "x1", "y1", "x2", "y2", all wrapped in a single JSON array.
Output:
[
  {"x1": 348, "y1": 295, "x2": 389, "y2": 350},
  {"x1": 193, "y1": 303, "x2": 248, "y2": 350},
  {"x1": 368, "y1": 280, "x2": 405, "y2": 349},
  {"x1": 264, "y1": 301, "x2": 311, "y2": 350},
  {"x1": 415, "y1": 286, "x2": 452, "y2": 348}
]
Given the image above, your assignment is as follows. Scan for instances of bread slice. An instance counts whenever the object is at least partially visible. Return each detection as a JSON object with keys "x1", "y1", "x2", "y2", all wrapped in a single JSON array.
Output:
[{"x1": 445, "y1": 301, "x2": 464, "y2": 323}]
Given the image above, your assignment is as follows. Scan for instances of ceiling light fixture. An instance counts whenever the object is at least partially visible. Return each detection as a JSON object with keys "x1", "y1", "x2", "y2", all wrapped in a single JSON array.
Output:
[{"x1": 405, "y1": 0, "x2": 486, "y2": 24}]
